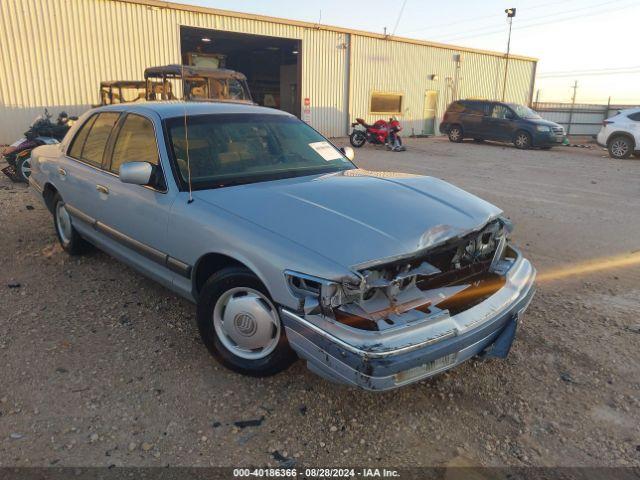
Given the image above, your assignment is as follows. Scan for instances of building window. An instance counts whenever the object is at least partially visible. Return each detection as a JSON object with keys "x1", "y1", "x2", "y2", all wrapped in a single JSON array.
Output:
[{"x1": 370, "y1": 92, "x2": 403, "y2": 114}]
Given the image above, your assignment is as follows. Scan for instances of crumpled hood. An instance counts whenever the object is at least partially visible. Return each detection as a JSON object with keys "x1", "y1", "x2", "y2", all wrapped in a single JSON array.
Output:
[{"x1": 193, "y1": 169, "x2": 502, "y2": 269}]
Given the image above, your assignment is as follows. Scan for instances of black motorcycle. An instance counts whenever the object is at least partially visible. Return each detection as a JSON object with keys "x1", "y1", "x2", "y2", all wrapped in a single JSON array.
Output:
[{"x1": 2, "y1": 110, "x2": 77, "y2": 183}]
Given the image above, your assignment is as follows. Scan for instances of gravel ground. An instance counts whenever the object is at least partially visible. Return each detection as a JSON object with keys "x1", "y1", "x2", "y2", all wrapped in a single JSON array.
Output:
[{"x1": 1, "y1": 137, "x2": 639, "y2": 468}]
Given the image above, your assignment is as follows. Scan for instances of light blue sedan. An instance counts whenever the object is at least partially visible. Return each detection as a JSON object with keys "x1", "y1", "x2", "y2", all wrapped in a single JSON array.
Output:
[{"x1": 29, "y1": 102, "x2": 535, "y2": 390}]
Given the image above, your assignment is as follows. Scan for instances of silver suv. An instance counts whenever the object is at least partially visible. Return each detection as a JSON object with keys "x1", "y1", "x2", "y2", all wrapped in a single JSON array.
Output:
[{"x1": 29, "y1": 102, "x2": 535, "y2": 391}]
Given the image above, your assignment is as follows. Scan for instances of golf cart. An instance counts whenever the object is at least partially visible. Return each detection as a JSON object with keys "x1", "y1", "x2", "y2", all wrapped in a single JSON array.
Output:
[
  {"x1": 96, "y1": 80, "x2": 147, "y2": 106},
  {"x1": 143, "y1": 64, "x2": 253, "y2": 104}
]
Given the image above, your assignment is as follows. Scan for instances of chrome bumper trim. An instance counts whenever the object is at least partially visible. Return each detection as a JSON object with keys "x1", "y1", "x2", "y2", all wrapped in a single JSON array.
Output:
[{"x1": 281, "y1": 309, "x2": 456, "y2": 358}]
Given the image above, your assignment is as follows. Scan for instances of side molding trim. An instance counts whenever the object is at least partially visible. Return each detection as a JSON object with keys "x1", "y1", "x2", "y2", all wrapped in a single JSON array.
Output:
[{"x1": 65, "y1": 203, "x2": 192, "y2": 279}]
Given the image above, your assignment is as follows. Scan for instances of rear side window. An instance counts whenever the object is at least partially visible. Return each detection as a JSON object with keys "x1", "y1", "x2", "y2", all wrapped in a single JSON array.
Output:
[
  {"x1": 448, "y1": 101, "x2": 466, "y2": 113},
  {"x1": 68, "y1": 115, "x2": 97, "y2": 159},
  {"x1": 82, "y1": 113, "x2": 120, "y2": 167},
  {"x1": 109, "y1": 114, "x2": 159, "y2": 174},
  {"x1": 464, "y1": 102, "x2": 485, "y2": 115},
  {"x1": 628, "y1": 112, "x2": 640, "y2": 121},
  {"x1": 69, "y1": 112, "x2": 120, "y2": 167}
]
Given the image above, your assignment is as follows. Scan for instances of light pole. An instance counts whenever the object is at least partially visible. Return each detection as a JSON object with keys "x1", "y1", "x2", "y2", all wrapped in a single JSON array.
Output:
[{"x1": 501, "y1": 7, "x2": 516, "y2": 102}]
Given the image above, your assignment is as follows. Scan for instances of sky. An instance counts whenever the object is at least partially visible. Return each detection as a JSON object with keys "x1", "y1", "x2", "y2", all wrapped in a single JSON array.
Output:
[{"x1": 177, "y1": 0, "x2": 640, "y2": 105}]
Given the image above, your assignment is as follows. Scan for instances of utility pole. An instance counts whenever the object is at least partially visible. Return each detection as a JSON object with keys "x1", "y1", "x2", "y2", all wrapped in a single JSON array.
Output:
[
  {"x1": 501, "y1": 8, "x2": 516, "y2": 102},
  {"x1": 567, "y1": 80, "x2": 578, "y2": 135}
]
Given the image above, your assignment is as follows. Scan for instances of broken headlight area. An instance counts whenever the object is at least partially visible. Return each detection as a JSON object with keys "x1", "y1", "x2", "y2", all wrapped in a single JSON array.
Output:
[{"x1": 286, "y1": 219, "x2": 516, "y2": 332}]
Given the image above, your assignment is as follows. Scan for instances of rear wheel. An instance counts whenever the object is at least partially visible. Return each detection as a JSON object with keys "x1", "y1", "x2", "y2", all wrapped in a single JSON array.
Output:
[
  {"x1": 608, "y1": 136, "x2": 633, "y2": 159},
  {"x1": 448, "y1": 125, "x2": 463, "y2": 143},
  {"x1": 514, "y1": 131, "x2": 532, "y2": 149},
  {"x1": 196, "y1": 267, "x2": 296, "y2": 377},
  {"x1": 52, "y1": 193, "x2": 90, "y2": 255},
  {"x1": 349, "y1": 131, "x2": 366, "y2": 148}
]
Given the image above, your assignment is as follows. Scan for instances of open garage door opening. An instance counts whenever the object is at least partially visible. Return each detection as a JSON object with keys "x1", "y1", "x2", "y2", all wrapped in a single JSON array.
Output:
[{"x1": 180, "y1": 26, "x2": 301, "y2": 117}]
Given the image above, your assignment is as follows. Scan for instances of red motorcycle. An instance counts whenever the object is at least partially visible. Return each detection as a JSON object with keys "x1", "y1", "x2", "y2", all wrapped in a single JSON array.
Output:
[{"x1": 349, "y1": 116, "x2": 405, "y2": 151}]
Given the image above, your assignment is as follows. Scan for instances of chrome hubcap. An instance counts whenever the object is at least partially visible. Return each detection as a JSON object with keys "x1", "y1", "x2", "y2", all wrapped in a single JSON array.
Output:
[
  {"x1": 55, "y1": 202, "x2": 72, "y2": 245},
  {"x1": 20, "y1": 156, "x2": 31, "y2": 178},
  {"x1": 611, "y1": 140, "x2": 628, "y2": 157},
  {"x1": 213, "y1": 287, "x2": 281, "y2": 360},
  {"x1": 450, "y1": 129, "x2": 460, "y2": 140}
]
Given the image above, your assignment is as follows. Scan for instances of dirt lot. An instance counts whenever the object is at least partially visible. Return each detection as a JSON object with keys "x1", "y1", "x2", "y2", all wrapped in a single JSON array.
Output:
[{"x1": 1, "y1": 138, "x2": 639, "y2": 468}]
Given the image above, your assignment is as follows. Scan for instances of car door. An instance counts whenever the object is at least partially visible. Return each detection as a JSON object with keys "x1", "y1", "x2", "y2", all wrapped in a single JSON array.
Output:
[
  {"x1": 461, "y1": 101, "x2": 485, "y2": 137},
  {"x1": 482, "y1": 103, "x2": 516, "y2": 141},
  {"x1": 628, "y1": 111, "x2": 640, "y2": 146},
  {"x1": 58, "y1": 111, "x2": 122, "y2": 236},
  {"x1": 95, "y1": 111, "x2": 179, "y2": 287}
]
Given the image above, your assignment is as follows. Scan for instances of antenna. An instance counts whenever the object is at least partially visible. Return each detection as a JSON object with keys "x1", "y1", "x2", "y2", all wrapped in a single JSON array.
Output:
[
  {"x1": 181, "y1": 62, "x2": 194, "y2": 204},
  {"x1": 391, "y1": 0, "x2": 408, "y2": 37}
]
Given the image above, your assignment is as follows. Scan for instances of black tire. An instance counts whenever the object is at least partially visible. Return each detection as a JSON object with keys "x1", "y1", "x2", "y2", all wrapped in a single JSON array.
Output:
[
  {"x1": 448, "y1": 125, "x2": 463, "y2": 143},
  {"x1": 196, "y1": 267, "x2": 296, "y2": 377},
  {"x1": 607, "y1": 135, "x2": 633, "y2": 159},
  {"x1": 473, "y1": 138, "x2": 485, "y2": 143},
  {"x1": 514, "y1": 130, "x2": 532, "y2": 149},
  {"x1": 15, "y1": 153, "x2": 31, "y2": 183},
  {"x1": 52, "y1": 192, "x2": 90, "y2": 255},
  {"x1": 349, "y1": 131, "x2": 366, "y2": 148}
]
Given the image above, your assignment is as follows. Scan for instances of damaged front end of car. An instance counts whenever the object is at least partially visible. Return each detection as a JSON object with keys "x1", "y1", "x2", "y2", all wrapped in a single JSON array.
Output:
[{"x1": 280, "y1": 217, "x2": 536, "y2": 390}]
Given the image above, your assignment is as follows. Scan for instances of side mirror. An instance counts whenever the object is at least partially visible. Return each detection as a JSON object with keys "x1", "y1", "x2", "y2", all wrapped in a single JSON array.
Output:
[
  {"x1": 119, "y1": 161, "x2": 153, "y2": 185},
  {"x1": 506, "y1": 112, "x2": 516, "y2": 120},
  {"x1": 341, "y1": 146, "x2": 355, "y2": 161}
]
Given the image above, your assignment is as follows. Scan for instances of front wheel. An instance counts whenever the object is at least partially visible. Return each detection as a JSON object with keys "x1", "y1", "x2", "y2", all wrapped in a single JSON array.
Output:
[
  {"x1": 15, "y1": 153, "x2": 31, "y2": 183},
  {"x1": 514, "y1": 131, "x2": 532, "y2": 149},
  {"x1": 608, "y1": 136, "x2": 633, "y2": 159},
  {"x1": 197, "y1": 267, "x2": 296, "y2": 377},
  {"x1": 349, "y1": 131, "x2": 366, "y2": 148}
]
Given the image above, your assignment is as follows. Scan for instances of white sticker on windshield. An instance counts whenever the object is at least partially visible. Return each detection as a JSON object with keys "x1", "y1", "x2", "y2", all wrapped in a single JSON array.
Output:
[{"x1": 308, "y1": 141, "x2": 342, "y2": 161}]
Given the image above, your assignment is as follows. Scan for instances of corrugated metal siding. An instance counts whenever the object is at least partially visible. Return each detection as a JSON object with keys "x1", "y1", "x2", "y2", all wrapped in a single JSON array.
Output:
[
  {"x1": 301, "y1": 30, "x2": 350, "y2": 137},
  {"x1": 0, "y1": 0, "x2": 535, "y2": 143},
  {"x1": 349, "y1": 36, "x2": 536, "y2": 136}
]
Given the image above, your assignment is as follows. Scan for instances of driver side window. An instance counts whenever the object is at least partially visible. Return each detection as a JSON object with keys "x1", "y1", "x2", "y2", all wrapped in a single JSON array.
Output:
[
  {"x1": 491, "y1": 105, "x2": 512, "y2": 119},
  {"x1": 109, "y1": 114, "x2": 159, "y2": 174}
]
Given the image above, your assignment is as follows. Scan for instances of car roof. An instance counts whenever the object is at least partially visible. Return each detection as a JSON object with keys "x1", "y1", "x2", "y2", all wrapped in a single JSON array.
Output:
[
  {"x1": 93, "y1": 101, "x2": 292, "y2": 119},
  {"x1": 617, "y1": 107, "x2": 640, "y2": 114}
]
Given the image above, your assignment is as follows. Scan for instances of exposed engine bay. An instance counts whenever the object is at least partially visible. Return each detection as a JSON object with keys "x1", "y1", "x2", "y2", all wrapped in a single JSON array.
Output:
[{"x1": 286, "y1": 218, "x2": 515, "y2": 332}]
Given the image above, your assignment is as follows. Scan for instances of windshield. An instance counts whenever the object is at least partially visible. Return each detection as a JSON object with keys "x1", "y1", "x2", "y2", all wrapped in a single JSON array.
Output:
[
  {"x1": 508, "y1": 104, "x2": 541, "y2": 119},
  {"x1": 186, "y1": 78, "x2": 250, "y2": 101},
  {"x1": 165, "y1": 114, "x2": 355, "y2": 189}
]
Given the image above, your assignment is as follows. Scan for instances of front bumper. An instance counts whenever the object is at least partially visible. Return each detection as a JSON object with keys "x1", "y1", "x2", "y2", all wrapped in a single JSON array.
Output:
[
  {"x1": 533, "y1": 131, "x2": 564, "y2": 146},
  {"x1": 281, "y1": 252, "x2": 536, "y2": 391}
]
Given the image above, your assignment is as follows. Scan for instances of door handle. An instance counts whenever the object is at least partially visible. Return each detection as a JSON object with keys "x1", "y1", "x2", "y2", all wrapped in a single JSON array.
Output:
[
  {"x1": 96, "y1": 184, "x2": 109, "y2": 195},
  {"x1": 57, "y1": 167, "x2": 67, "y2": 176}
]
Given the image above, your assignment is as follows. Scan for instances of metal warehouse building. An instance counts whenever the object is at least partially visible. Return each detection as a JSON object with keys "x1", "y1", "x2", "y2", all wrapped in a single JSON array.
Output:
[{"x1": 0, "y1": 0, "x2": 537, "y2": 144}]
